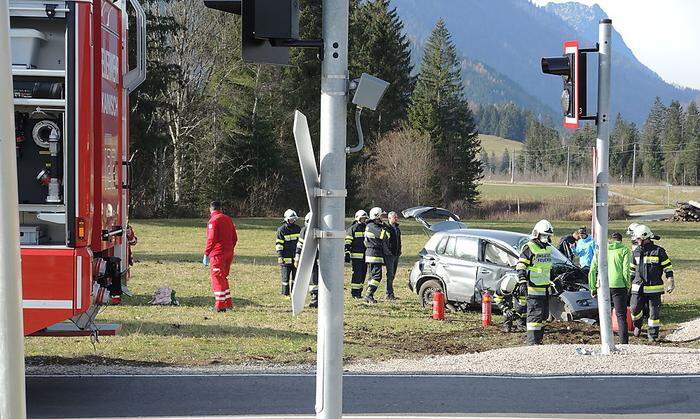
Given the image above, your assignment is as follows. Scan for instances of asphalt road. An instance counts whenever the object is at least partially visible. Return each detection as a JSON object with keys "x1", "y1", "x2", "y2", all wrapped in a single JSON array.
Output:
[{"x1": 27, "y1": 373, "x2": 700, "y2": 417}]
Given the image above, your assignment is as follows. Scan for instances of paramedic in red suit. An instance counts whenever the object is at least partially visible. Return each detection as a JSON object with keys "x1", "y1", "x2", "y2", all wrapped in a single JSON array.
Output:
[{"x1": 203, "y1": 201, "x2": 237, "y2": 312}]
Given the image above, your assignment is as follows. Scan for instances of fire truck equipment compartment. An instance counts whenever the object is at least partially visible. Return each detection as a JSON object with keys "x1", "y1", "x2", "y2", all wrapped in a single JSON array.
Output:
[
  {"x1": 19, "y1": 225, "x2": 46, "y2": 245},
  {"x1": 10, "y1": 28, "x2": 46, "y2": 68}
]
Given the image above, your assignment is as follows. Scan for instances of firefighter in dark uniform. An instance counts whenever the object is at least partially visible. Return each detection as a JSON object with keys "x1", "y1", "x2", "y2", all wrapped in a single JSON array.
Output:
[
  {"x1": 629, "y1": 224, "x2": 675, "y2": 342},
  {"x1": 345, "y1": 210, "x2": 368, "y2": 298},
  {"x1": 516, "y1": 219, "x2": 555, "y2": 345},
  {"x1": 494, "y1": 274, "x2": 527, "y2": 332},
  {"x1": 295, "y1": 212, "x2": 318, "y2": 308},
  {"x1": 363, "y1": 207, "x2": 392, "y2": 304},
  {"x1": 276, "y1": 209, "x2": 301, "y2": 296}
]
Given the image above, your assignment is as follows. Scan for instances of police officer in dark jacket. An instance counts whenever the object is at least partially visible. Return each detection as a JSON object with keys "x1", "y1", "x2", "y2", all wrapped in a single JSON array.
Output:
[
  {"x1": 276, "y1": 209, "x2": 301, "y2": 296},
  {"x1": 384, "y1": 211, "x2": 402, "y2": 300},
  {"x1": 345, "y1": 210, "x2": 369, "y2": 298},
  {"x1": 363, "y1": 207, "x2": 392, "y2": 304},
  {"x1": 629, "y1": 224, "x2": 675, "y2": 342}
]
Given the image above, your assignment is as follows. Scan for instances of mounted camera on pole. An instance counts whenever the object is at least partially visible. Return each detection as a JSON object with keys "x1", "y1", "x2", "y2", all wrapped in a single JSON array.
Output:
[{"x1": 541, "y1": 40, "x2": 591, "y2": 129}]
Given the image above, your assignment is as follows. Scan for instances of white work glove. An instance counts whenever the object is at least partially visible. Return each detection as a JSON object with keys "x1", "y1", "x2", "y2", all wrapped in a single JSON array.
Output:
[
  {"x1": 202, "y1": 255, "x2": 210, "y2": 267},
  {"x1": 666, "y1": 277, "x2": 675, "y2": 294}
]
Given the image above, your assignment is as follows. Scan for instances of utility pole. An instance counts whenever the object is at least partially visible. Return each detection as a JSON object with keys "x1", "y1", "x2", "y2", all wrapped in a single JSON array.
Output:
[
  {"x1": 565, "y1": 145, "x2": 571, "y2": 186},
  {"x1": 0, "y1": 1, "x2": 28, "y2": 417},
  {"x1": 631, "y1": 142, "x2": 637, "y2": 187},
  {"x1": 510, "y1": 149, "x2": 515, "y2": 184},
  {"x1": 316, "y1": 0, "x2": 348, "y2": 417},
  {"x1": 593, "y1": 19, "x2": 615, "y2": 355}
]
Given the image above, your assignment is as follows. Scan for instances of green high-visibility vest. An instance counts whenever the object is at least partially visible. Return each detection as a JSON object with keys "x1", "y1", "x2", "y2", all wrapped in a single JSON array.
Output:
[{"x1": 527, "y1": 241, "x2": 553, "y2": 286}]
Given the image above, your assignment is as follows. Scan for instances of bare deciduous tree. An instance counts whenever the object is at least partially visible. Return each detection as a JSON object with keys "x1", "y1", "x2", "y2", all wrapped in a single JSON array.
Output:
[{"x1": 360, "y1": 128, "x2": 434, "y2": 210}]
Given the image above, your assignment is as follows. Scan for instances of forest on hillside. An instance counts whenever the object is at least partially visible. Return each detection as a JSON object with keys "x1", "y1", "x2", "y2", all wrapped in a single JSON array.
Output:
[{"x1": 128, "y1": 0, "x2": 699, "y2": 218}]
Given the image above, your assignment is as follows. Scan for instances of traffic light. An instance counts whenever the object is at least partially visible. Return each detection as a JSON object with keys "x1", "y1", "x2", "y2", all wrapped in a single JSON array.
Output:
[
  {"x1": 205, "y1": 0, "x2": 315, "y2": 65},
  {"x1": 541, "y1": 40, "x2": 588, "y2": 129}
]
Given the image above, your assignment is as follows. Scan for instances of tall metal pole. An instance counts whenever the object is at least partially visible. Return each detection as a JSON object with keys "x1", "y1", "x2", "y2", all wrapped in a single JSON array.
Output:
[
  {"x1": 316, "y1": 0, "x2": 348, "y2": 417},
  {"x1": 0, "y1": 2, "x2": 28, "y2": 417},
  {"x1": 631, "y1": 142, "x2": 637, "y2": 187},
  {"x1": 565, "y1": 145, "x2": 571, "y2": 186},
  {"x1": 594, "y1": 19, "x2": 615, "y2": 355}
]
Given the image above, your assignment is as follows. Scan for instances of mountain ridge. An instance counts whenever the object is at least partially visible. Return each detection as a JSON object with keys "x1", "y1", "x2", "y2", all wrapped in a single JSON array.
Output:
[{"x1": 392, "y1": 0, "x2": 699, "y2": 125}]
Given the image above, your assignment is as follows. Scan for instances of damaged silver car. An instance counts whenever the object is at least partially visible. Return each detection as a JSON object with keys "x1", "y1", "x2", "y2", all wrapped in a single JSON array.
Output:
[{"x1": 403, "y1": 207, "x2": 598, "y2": 321}]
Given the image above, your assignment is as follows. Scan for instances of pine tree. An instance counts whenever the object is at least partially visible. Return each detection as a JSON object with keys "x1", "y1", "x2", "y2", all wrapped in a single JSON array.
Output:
[
  {"x1": 609, "y1": 114, "x2": 637, "y2": 181},
  {"x1": 409, "y1": 19, "x2": 482, "y2": 205},
  {"x1": 641, "y1": 97, "x2": 666, "y2": 181},
  {"x1": 523, "y1": 117, "x2": 561, "y2": 176},
  {"x1": 682, "y1": 101, "x2": 700, "y2": 185},
  {"x1": 499, "y1": 148, "x2": 511, "y2": 174},
  {"x1": 663, "y1": 101, "x2": 685, "y2": 183},
  {"x1": 350, "y1": 0, "x2": 413, "y2": 139}
]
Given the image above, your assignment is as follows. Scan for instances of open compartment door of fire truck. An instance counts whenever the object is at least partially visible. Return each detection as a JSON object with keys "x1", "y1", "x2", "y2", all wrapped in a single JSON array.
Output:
[{"x1": 9, "y1": 0, "x2": 145, "y2": 336}]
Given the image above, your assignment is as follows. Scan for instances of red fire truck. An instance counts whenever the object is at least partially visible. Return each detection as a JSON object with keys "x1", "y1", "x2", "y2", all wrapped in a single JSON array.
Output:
[{"x1": 9, "y1": 0, "x2": 146, "y2": 336}]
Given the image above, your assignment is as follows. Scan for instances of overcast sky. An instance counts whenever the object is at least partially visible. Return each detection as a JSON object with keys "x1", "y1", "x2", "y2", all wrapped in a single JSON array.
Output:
[{"x1": 531, "y1": 0, "x2": 700, "y2": 90}]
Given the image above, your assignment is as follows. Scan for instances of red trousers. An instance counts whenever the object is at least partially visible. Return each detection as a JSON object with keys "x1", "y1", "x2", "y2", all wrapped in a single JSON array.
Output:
[{"x1": 210, "y1": 254, "x2": 233, "y2": 310}]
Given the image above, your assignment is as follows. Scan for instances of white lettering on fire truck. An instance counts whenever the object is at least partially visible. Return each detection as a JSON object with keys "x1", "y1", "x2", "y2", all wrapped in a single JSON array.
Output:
[
  {"x1": 102, "y1": 92, "x2": 118, "y2": 117},
  {"x1": 101, "y1": 48, "x2": 119, "y2": 84}
]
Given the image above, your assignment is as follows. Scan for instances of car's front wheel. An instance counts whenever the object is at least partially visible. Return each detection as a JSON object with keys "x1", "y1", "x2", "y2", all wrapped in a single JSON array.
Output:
[{"x1": 418, "y1": 279, "x2": 444, "y2": 309}]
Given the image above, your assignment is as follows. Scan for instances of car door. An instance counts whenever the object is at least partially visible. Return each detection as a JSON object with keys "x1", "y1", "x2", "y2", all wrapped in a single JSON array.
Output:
[
  {"x1": 478, "y1": 240, "x2": 519, "y2": 293},
  {"x1": 435, "y1": 235, "x2": 479, "y2": 303}
]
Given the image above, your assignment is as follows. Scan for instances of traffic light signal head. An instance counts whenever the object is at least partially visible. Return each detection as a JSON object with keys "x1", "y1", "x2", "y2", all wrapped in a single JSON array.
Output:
[
  {"x1": 541, "y1": 40, "x2": 587, "y2": 129},
  {"x1": 204, "y1": 0, "x2": 299, "y2": 65}
]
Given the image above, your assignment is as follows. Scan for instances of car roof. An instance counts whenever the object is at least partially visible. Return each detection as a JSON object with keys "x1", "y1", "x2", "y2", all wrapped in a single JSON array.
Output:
[{"x1": 436, "y1": 228, "x2": 529, "y2": 250}]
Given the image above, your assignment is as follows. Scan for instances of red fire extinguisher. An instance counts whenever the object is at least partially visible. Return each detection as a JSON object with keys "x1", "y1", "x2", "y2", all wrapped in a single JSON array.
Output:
[
  {"x1": 432, "y1": 290, "x2": 445, "y2": 320},
  {"x1": 482, "y1": 291, "x2": 492, "y2": 327},
  {"x1": 612, "y1": 307, "x2": 634, "y2": 333}
]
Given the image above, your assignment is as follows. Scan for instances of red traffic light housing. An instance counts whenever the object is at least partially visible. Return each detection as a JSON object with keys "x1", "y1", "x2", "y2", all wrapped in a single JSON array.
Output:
[
  {"x1": 541, "y1": 40, "x2": 589, "y2": 129},
  {"x1": 204, "y1": 0, "x2": 321, "y2": 65}
]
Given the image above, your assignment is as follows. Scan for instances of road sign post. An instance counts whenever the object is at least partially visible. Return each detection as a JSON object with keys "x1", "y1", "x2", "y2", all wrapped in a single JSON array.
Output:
[
  {"x1": 315, "y1": 1, "x2": 349, "y2": 417},
  {"x1": 0, "y1": 1, "x2": 28, "y2": 417},
  {"x1": 291, "y1": 111, "x2": 319, "y2": 315},
  {"x1": 593, "y1": 19, "x2": 616, "y2": 355}
]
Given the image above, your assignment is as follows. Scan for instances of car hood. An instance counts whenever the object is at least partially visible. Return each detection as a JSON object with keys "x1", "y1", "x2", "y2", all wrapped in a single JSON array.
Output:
[{"x1": 402, "y1": 206, "x2": 467, "y2": 232}]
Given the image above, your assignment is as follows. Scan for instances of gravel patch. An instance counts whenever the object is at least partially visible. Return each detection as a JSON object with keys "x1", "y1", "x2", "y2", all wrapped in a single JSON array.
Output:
[
  {"x1": 666, "y1": 318, "x2": 700, "y2": 342},
  {"x1": 347, "y1": 344, "x2": 700, "y2": 375},
  {"x1": 26, "y1": 362, "x2": 315, "y2": 376},
  {"x1": 27, "y1": 344, "x2": 700, "y2": 377}
]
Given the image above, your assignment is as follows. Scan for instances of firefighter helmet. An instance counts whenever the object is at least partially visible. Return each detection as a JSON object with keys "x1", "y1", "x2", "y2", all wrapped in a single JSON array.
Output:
[
  {"x1": 531, "y1": 219, "x2": 554, "y2": 239},
  {"x1": 631, "y1": 224, "x2": 654, "y2": 241},
  {"x1": 355, "y1": 210, "x2": 368, "y2": 222},
  {"x1": 305, "y1": 212, "x2": 312, "y2": 225},
  {"x1": 499, "y1": 273, "x2": 519, "y2": 295},
  {"x1": 626, "y1": 222, "x2": 640, "y2": 236},
  {"x1": 284, "y1": 209, "x2": 298, "y2": 223},
  {"x1": 369, "y1": 207, "x2": 384, "y2": 220}
]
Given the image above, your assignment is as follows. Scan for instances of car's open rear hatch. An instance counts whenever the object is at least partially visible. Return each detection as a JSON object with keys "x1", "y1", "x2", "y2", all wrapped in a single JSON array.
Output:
[{"x1": 402, "y1": 206, "x2": 467, "y2": 232}]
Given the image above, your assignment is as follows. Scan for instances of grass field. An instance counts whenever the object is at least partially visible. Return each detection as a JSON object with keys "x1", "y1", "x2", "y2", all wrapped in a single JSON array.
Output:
[
  {"x1": 24, "y1": 218, "x2": 700, "y2": 367},
  {"x1": 479, "y1": 134, "x2": 523, "y2": 155},
  {"x1": 478, "y1": 183, "x2": 588, "y2": 201},
  {"x1": 479, "y1": 181, "x2": 700, "y2": 213},
  {"x1": 611, "y1": 184, "x2": 700, "y2": 207}
]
